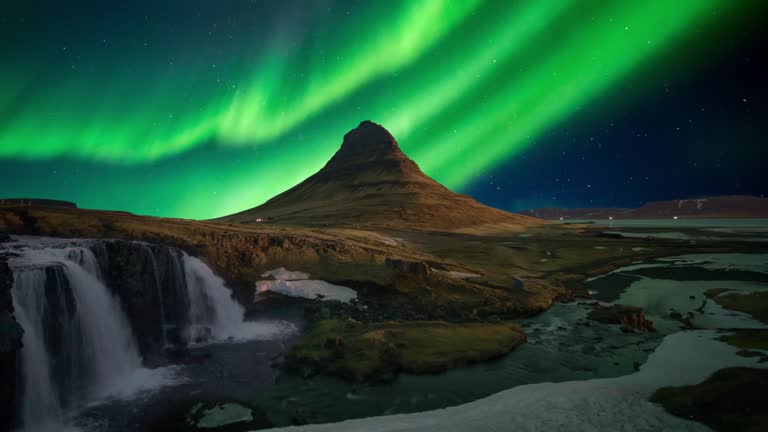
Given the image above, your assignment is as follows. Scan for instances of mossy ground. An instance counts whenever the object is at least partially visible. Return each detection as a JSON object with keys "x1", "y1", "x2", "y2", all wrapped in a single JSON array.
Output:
[
  {"x1": 716, "y1": 329, "x2": 768, "y2": 352},
  {"x1": 706, "y1": 290, "x2": 768, "y2": 324},
  {"x1": 285, "y1": 319, "x2": 526, "y2": 381},
  {"x1": 651, "y1": 367, "x2": 768, "y2": 432}
]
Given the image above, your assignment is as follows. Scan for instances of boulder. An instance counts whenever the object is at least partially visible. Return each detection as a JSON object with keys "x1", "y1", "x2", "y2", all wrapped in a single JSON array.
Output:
[
  {"x1": 587, "y1": 303, "x2": 655, "y2": 332},
  {"x1": 385, "y1": 258, "x2": 431, "y2": 277}
]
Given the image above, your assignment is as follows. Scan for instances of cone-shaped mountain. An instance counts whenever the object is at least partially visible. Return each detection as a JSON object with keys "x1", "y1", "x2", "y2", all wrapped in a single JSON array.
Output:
[{"x1": 221, "y1": 121, "x2": 540, "y2": 230}]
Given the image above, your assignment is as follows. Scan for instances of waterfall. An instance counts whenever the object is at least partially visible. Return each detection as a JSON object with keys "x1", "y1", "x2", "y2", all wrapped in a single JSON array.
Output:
[
  {"x1": 11, "y1": 271, "x2": 62, "y2": 432},
  {"x1": 142, "y1": 245, "x2": 169, "y2": 349},
  {"x1": 181, "y1": 253, "x2": 252, "y2": 343},
  {"x1": 5, "y1": 236, "x2": 293, "y2": 431},
  {"x1": 10, "y1": 245, "x2": 143, "y2": 431}
]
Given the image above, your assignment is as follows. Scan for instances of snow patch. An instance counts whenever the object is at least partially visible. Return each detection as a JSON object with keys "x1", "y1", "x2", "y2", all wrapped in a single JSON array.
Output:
[
  {"x1": 604, "y1": 230, "x2": 768, "y2": 242},
  {"x1": 656, "y1": 254, "x2": 768, "y2": 274},
  {"x1": 261, "y1": 267, "x2": 310, "y2": 281},
  {"x1": 436, "y1": 270, "x2": 480, "y2": 279},
  {"x1": 616, "y1": 279, "x2": 768, "y2": 331},
  {"x1": 255, "y1": 279, "x2": 357, "y2": 303},
  {"x1": 586, "y1": 253, "x2": 768, "y2": 283}
]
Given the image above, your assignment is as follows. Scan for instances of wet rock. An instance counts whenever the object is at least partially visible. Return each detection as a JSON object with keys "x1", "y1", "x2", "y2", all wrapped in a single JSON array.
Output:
[
  {"x1": 0, "y1": 256, "x2": 23, "y2": 431},
  {"x1": 92, "y1": 240, "x2": 194, "y2": 358},
  {"x1": 324, "y1": 336, "x2": 345, "y2": 358},
  {"x1": 668, "y1": 308, "x2": 696, "y2": 329},
  {"x1": 587, "y1": 304, "x2": 655, "y2": 332},
  {"x1": 146, "y1": 398, "x2": 273, "y2": 432}
]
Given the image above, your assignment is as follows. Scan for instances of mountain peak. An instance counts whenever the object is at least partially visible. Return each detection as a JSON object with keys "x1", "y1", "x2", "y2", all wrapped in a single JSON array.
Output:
[
  {"x1": 220, "y1": 121, "x2": 540, "y2": 230},
  {"x1": 323, "y1": 120, "x2": 417, "y2": 175},
  {"x1": 336, "y1": 120, "x2": 403, "y2": 159}
]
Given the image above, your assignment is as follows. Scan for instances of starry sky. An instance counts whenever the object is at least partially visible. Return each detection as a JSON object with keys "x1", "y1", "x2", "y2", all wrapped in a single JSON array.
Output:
[{"x1": 0, "y1": 0, "x2": 765, "y2": 219}]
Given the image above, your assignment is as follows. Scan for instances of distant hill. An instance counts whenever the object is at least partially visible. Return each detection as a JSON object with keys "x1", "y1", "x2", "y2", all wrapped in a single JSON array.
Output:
[
  {"x1": 521, "y1": 195, "x2": 768, "y2": 219},
  {"x1": 220, "y1": 120, "x2": 541, "y2": 230},
  {"x1": 0, "y1": 198, "x2": 77, "y2": 208},
  {"x1": 519, "y1": 208, "x2": 630, "y2": 220}
]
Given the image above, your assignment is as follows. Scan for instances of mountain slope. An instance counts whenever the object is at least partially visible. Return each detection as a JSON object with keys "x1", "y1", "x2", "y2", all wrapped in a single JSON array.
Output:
[{"x1": 221, "y1": 121, "x2": 541, "y2": 230}]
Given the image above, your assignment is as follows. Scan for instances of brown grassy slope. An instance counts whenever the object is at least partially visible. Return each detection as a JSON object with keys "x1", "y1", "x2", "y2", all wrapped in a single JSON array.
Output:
[
  {"x1": 2, "y1": 202, "x2": 750, "y2": 321},
  {"x1": 218, "y1": 121, "x2": 542, "y2": 231},
  {"x1": 0, "y1": 205, "x2": 561, "y2": 317}
]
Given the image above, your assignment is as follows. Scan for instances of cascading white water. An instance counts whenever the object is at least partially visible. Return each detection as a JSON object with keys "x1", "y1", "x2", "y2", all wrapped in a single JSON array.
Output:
[
  {"x1": 10, "y1": 245, "x2": 143, "y2": 431},
  {"x1": 60, "y1": 251, "x2": 142, "y2": 396},
  {"x1": 11, "y1": 270, "x2": 63, "y2": 432},
  {"x1": 142, "y1": 245, "x2": 170, "y2": 349},
  {"x1": 181, "y1": 253, "x2": 282, "y2": 342},
  {"x1": 5, "y1": 236, "x2": 294, "y2": 431}
]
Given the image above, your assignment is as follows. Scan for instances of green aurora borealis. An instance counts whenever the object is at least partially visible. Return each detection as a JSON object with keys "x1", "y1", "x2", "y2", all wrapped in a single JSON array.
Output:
[{"x1": 0, "y1": 0, "x2": 760, "y2": 219}]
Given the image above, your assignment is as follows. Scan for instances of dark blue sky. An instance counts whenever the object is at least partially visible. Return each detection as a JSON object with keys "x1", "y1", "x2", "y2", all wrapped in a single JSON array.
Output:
[{"x1": 467, "y1": 17, "x2": 765, "y2": 211}]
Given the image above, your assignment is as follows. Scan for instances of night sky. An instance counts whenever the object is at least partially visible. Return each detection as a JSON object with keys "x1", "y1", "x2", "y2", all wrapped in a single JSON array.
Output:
[{"x1": 1, "y1": 0, "x2": 765, "y2": 219}]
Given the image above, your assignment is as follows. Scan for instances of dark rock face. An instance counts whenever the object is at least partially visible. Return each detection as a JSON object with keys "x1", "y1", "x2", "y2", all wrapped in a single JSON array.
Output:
[
  {"x1": 90, "y1": 240, "x2": 192, "y2": 359},
  {"x1": 587, "y1": 303, "x2": 655, "y2": 332},
  {"x1": 385, "y1": 258, "x2": 431, "y2": 278},
  {"x1": 0, "y1": 256, "x2": 23, "y2": 430},
  {"x1": 334, "y1": 120, "x2": 408, "y2": 163}
]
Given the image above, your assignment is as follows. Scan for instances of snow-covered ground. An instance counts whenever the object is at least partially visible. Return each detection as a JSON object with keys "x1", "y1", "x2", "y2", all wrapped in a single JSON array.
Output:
[
  {"x1": 261, "y1": 267, "x2": 311, "y2": 281},
  {"x1": 656, "y1": 254, "x2": 768, "y2": 274},
  {"x1": 256, "y1": 267, "x2": 357, "y2": 303},
  {"x1": 567, "y1": 219, "x2": 768, "y2": 229},
  {"x1": 435, "y1": 270, "x2": 480, "y2": 279},
  {"x1": 603, "y1": 230, "x2": 768, "y2": 242},
  {"x1": 617, "y1": 279, "x2": 768, "y2": 332},
  {"x1": 262, "y1": 331, "x2": 765, "y2": 432},
  {"x1": 586, "y1": 253, "x2": 768, "y2": 283}
]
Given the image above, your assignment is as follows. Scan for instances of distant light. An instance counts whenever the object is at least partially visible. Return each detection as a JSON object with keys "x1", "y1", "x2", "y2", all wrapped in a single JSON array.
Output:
[
  {"x1": 559, "y1": 217, "x2": 564, "y2": 221},
  {"x1": 609, "y1": 217, "x2": 613, "y2": 220},
  {"x1": 673, "y1": 216, "x2": 678, "y2": 220}
]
